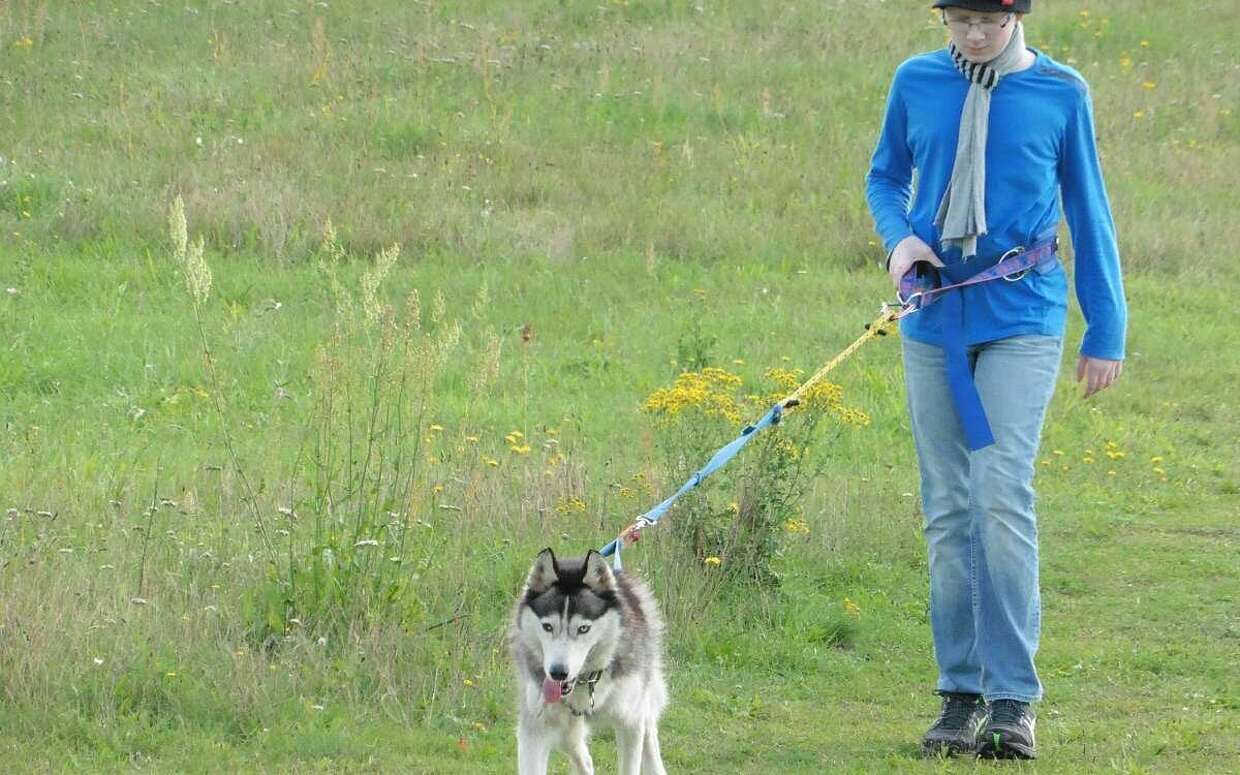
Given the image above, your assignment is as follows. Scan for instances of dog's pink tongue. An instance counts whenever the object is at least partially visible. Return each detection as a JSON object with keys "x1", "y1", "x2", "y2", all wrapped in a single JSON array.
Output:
[{"x1": 542, "y1": 677, "x2": 563, "y2": 704}]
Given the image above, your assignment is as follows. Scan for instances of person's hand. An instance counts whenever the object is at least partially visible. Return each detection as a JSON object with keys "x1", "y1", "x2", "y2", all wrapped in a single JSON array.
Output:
[
  {"x1": 888, "y1": 235, "x2": 945, "y2": 291},
  {"x1": 1076, "y1": 355, "x2": 1122, "y2": 398}
]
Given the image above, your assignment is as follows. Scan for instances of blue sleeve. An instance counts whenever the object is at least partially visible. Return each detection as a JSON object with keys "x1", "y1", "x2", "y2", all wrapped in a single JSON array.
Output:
[
  {"x1": 865, "y1": 68, "x2": 916, "y2": 257},
  {"x1": 1060, "y1": 87, "x2": 1127, "y2": 361}
]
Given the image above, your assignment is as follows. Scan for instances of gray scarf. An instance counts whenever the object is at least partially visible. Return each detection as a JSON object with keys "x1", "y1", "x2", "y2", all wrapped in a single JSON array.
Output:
[{"x1": 935, "y1": 23, "x2": 1028, "y2": 259}]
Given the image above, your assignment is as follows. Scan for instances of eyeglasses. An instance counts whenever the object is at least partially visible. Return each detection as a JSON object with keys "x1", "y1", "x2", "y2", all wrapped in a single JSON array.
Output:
[{"x1": 941, "y1": 11, "x2": 1013, "y2": 35}]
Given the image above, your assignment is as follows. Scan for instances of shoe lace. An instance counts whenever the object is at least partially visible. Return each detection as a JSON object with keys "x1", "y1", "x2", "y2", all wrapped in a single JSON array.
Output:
[
  {"x1": 989, "y1": 699, "x2": 1026, "y2": 726},
  {"x1": 936, "y1": 693, "x2": 980, "y2": 728}
]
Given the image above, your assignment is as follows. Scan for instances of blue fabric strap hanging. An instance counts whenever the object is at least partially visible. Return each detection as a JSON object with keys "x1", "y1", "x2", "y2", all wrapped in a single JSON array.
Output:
[{"x1": 939, "y1": 286, "x2": 995, "y2": 451}]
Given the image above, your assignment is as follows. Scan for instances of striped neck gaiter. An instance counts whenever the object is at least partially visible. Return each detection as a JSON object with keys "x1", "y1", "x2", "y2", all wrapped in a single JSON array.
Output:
[{"x1": 934, "y1": 23, "x2": 1028, "y2": 259}]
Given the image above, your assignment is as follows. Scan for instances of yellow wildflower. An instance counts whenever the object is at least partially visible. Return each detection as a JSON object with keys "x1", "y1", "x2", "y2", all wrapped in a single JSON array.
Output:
[
  {"x1": 643, "y1": 368, "x2": 743, "y2": 423},
  {"x1": 784, "y1": 518, "x2": 810, "y2": 535},
  {"x1": 553, "y1": 497, "x2": 588, "y2": 515}
]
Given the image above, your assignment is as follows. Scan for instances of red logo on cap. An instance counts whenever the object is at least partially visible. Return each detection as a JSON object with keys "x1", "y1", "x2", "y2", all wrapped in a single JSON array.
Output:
[{"x1": 1002, "y1": 0, "x2": 1014, "y2": 5}]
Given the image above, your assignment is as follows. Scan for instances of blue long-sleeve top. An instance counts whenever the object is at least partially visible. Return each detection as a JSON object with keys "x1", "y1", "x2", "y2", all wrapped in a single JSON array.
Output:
[{"x1": 866, "y1": 48, "x2": 1127, "y2": 361}]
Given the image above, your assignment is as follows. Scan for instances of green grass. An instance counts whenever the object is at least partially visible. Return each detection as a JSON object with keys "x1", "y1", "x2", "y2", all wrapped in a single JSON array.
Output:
[{"x1": 2, "y1": 1, "x2": 1238, "y2": 772}]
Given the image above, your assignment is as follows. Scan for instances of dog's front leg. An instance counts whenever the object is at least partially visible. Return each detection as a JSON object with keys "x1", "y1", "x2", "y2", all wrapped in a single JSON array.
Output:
[
  {"x1": 615, "y1": 723, "x2": 645, "y2": 775},
  {"x1": 563, "y1": 718, "x2": 594, "y2": 775},
  {"x1": 640, "y1": 721, "x2": 666, "y2": 775},
  {"x1": 516, "y1": 718, "x2": 551, "y2": 775}
]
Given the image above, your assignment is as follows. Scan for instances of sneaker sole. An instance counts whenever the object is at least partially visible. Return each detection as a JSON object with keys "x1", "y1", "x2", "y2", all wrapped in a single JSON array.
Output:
[
  {"x1": 921, "y1": 739, "x2": 976, "y2": 758},
  {"x1": 976, "y1": 734, "x2": 1035, "y2": 760}
]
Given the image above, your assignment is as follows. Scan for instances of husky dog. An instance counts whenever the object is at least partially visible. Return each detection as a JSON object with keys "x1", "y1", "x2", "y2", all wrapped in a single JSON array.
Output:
[{"x1": 510, "y1": 548, "x2": 668, "y2": 775}]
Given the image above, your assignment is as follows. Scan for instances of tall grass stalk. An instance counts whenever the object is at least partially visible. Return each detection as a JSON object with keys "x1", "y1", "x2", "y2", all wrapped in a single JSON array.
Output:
[{"x1": 169, "y1": 196, "x2": 278, "y2": 568}]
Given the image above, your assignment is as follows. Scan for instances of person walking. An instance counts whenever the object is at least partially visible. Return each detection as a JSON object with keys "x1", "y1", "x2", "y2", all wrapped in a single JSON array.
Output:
[{"x1": 865, "y1": 0, "x2": 1127, "y2": 760}]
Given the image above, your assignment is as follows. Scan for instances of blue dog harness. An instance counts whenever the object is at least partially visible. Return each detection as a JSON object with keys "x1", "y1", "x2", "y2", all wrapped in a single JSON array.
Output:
[{"x1": 895, "y1": 234, "x2": 1060, "y2": 451}]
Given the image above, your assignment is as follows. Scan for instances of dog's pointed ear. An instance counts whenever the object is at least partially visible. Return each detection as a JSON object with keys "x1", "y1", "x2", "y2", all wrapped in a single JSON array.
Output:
[
  {"x1": 583, "y1": 550, "x2": 616, "y2": 593},
  {"x1": 527, "y1": 547, "x2": 558, "y2": 593}
]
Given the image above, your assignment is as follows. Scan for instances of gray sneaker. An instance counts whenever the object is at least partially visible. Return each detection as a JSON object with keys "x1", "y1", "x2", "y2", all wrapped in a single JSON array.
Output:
[
  {"x1": 976, "y1": 699, "x2": 1037, "y2": 759},
  {"x1": 922, "y1": 692, "x2": 987, "y2": 757}
]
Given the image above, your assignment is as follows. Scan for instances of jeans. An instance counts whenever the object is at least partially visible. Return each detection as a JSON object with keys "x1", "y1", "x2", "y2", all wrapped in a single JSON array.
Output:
[{"x1": 902, "y1": 335, "x2": 1063, "y2": 703}]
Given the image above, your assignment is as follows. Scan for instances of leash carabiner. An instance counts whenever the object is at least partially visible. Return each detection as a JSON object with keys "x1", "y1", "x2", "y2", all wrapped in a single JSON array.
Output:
[
  {"x1": 895, "y1": 288, "x2": 924, "y2": 308},
  {"x1": 999, "y1": 246, "x2": 1030, "y2": 282}
]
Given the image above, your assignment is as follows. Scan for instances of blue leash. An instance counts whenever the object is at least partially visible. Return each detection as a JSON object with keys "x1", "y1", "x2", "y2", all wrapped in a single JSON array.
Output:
[{"x1": 599, "y1": 402, "x2": 787, "y2": 571}]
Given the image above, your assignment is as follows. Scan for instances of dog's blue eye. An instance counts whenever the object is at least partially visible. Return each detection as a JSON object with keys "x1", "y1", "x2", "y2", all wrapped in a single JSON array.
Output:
[
  {"x1": 577, "y1": 624, "x2": 591, "y2": 635},
  {"x1": 541, "y1": 623, "x2": 553, "y2": 633}
]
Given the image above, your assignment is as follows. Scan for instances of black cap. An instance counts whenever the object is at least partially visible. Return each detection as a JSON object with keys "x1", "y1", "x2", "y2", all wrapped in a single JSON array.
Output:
[{"x1": 933, "y1": 0, "x2": 1032, "y2": 13}]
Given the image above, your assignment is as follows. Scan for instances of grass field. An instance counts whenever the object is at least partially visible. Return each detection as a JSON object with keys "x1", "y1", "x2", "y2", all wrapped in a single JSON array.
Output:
[{"x1": 2, "y1": 1, "x2": 1238, "y2": 772}]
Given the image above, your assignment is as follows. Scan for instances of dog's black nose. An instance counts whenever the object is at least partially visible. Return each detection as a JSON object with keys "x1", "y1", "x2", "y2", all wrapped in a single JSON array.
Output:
[{"x1": 548, "y1": 665, "x2": 568, "y2": 681}]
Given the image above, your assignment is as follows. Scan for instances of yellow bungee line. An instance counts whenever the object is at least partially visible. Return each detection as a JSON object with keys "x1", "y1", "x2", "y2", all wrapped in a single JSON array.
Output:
[{"x1": 779, "y1": 305, "x2": 899, "y2": 412}]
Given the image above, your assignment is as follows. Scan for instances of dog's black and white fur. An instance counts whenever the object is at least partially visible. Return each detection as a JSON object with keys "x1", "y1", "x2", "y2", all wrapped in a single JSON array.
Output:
[{"x1": 510, "y1": 548, "x2": 668, "y2": 775}]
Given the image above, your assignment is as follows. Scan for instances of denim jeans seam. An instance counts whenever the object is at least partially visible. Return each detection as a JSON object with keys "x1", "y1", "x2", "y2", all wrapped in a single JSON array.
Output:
[{"x1": 968, "y1": 500, "x2": 979, "y2": 618}]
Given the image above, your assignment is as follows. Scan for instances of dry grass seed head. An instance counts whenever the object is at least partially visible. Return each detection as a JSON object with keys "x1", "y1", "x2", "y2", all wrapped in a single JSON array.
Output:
[
  {"x1": 404, "y1": 287, "x2": 422, "y2": 333},
  {"x1": 169, "y1": 195, "x2": 188, "y2": 261},
  {"x1": 361, "y1": 243, "x2": 401, "y2": 326},
  {"x1": 470, "y1": 326, "x2": 502, "y2": 394}
]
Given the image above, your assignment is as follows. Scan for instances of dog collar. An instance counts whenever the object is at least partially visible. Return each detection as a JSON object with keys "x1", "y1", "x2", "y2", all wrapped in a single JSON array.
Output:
[
  {"x1": 565, "y1": 670, "x2": 605, "y2": 717},
  {"x1": 563, "y1": 669, "x2": 604, "y2": 698}
]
